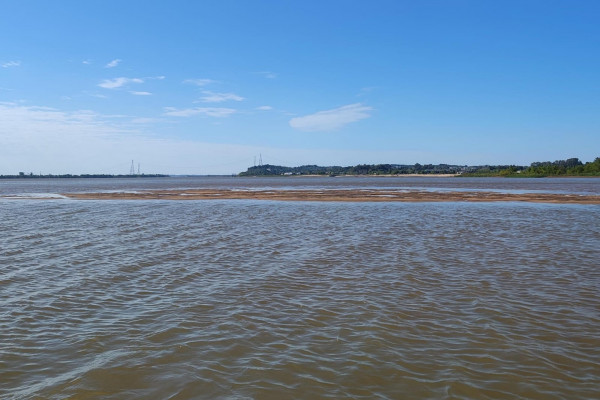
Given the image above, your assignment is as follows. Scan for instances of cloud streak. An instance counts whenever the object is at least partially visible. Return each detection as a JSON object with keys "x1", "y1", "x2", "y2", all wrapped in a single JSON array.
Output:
[
  {"x1": 105, "y1": 59, "x2": 121, "y2": 68},
  {"x1": 289, "y1": 103, "x2": 373, "y2": 131},
  {"x1": 2, "y1": 60, "x2": 21, "y2": 68},
  {"x1": 184, "y1": 78, "x2": 216, "y2": 86},
  {"x1": 199, "y1": 91, "x2": 244, "y2": 103},
  {"x1": 98, "y1": 77, "x2": 144, "y2": 89},
  {"x1": 163, "y1": 107, "x2": 236, "y2": 118},
  {"x1": 257, "y1": 71, "x2": 277, "y2": 79}
]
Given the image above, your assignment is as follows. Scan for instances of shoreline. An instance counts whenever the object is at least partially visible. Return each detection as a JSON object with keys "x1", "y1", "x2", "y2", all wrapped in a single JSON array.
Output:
[
  {"x1": 285, "y1": 174, "x2": 459, "y2": 178},
  {"x1": 56, "y1": 189, "x2": 600, "y2": 204}
]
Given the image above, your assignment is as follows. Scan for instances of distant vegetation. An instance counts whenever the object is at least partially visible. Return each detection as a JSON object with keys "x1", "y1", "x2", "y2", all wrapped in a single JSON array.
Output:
[
  {"x1": 239, "y1": 163, "x2": 471, "y2": 176},
  {"x1": 0, "y1": 172, "x2": 168, "y2": 179},
  {"x1": 462, "y1": 157, "x2": 600, "y2": 177},
  {"x1": 239, "y1": 157, "x2": 600, "y2": 177}
]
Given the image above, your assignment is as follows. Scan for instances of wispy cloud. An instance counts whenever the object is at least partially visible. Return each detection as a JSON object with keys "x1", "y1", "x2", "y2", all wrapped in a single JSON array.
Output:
[
  {"x1": 105, "y1": 59, "x2": 121, "y2": 68},
  {"x1": 357, "y1": 86, "x2": 377, "y2": 97},
  {"x1": 257, "y1": 71, "x2": 277, "y2": 79},
  {"x1": 199, "y1": 91, "x2": 244, "y2": 103},
  {"x1": 0, "y1": 103, "x2": 132, "y2": 144},
  {"x1": 98, "y1": 77, "x2": 144, "y2": 89},
  {"x1": 82, "y1": 59, "x2": 92, "y2": 65},
  {"x1": 0, "y1": 103, "x2": 157, "y2": 174},
  {"x1": 257, "y1": 105, "x2": 273, "y2": 111},
  {"x1": 2, "y1": 60, "x2": 21, "y2": 68},
  {"x1": 289, "y1": 103, "x2": 373, "y2": 132},
  {"x1": 164, "y1": 107, "x2": 236, "y2": 118},
  {"x1": 131, "y1": 117, "x2": 161, "y2": 124},
  {"x1": 130, "y1": 91, "x2": 152, "y2": 96},
  {"x1": 184, "y1": 78, "x2": 216, "y2": 86}
]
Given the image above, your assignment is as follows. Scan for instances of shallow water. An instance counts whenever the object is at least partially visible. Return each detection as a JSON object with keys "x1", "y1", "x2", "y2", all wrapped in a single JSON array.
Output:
[
  {"x1": 1, "y1": 178, "x2": 599, "y2": 399},
  {"x1": 1, "y1": 176, "x2": 600, "y2": 196}
]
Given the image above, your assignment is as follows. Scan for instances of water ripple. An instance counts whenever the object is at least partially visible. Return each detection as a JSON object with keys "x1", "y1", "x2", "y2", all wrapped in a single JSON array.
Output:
[{"x1": 1, "y1": 200, "x2": 599, "y2": 399}]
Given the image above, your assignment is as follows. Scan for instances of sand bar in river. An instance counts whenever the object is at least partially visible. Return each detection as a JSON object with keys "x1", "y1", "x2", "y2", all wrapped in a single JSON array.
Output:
[{"x1": 60, "y1": 189, "x2": 600, "y2": 204}]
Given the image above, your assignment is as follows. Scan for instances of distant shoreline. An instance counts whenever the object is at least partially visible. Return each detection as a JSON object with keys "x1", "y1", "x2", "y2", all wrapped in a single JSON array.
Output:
[
  {"x1": 0, "y1": 174, "x2": 169, "y2": 180},
  {"x1": 242, "y1": 174, "x2": 460, "y2": 178},
  {"x1": 239, "y1": 158, "x2": 600, "y2": 177},
  {"x1": 2, "y1": 173, "x2": 599, "y2": 180},
  {"x1": 240, "y1": 174, "x2": 600, "y2": 178}
]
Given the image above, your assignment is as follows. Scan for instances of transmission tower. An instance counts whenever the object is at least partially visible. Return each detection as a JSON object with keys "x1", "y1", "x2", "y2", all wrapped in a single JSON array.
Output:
[
  {"x1": 137, "y1": 163, "x2": 140, "y2": 175},
  {"x1": 130, "y1": 160, "x2": 135, "y2": 175},
  {"x1": 259, "y1": 153, "x2": 263, "y2": 166}
]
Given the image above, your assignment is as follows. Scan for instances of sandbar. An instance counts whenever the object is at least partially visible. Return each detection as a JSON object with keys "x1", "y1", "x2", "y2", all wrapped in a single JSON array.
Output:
[{"x1": 59, "y1": 189, "x2": 600, "y2": 204}]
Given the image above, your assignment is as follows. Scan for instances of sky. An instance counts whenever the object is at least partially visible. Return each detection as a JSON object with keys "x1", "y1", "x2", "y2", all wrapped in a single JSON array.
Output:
[{"x1": 1, "y1": 0, "x2": 599, "y2": 175}]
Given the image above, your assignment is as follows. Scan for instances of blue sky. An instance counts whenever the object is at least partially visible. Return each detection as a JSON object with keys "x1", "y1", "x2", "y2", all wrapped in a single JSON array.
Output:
[{"x1": 1, "y1": 0, "x2": 599, "y2": 174}]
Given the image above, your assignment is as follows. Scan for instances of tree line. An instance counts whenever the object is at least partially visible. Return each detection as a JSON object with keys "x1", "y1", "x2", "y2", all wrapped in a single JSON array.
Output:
[
  {"x1": 239, "y1": 163, "x2": 472, "y2": 176},
  {"x1": 239, "y1": 157, "x2": 600, "y2": 177},
  {"x1": 463, "y1": 157, "x2": 600, "y2": 177}
]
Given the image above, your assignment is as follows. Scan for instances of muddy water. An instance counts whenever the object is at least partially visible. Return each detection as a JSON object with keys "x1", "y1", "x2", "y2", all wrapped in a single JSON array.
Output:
[{"x1": 1, "y1": 178, "x2": 599, "y2": 399}]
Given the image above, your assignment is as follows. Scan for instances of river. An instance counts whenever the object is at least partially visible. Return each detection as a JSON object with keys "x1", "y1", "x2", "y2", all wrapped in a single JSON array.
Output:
[{"x1": 1, "y1": 177, "x2": 599, "y2": 399}]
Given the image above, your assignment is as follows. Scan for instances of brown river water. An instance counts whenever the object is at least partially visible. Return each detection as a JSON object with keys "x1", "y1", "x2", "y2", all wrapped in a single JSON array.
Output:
[{"x1": 1, "y1": 177, "x2": 599, "y2": 399}]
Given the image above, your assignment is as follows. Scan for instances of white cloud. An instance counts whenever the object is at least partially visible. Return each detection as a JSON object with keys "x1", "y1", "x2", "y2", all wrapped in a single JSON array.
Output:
[
  {"x1": 98, "y1": 77, "x2": 144, "y2": 89},
  {"x1": 163, "y1": 107, "x2": 236, "y2": 118},
  {"x1": 2, "y1": 61, "x2": 21, "y2": 68},
  {"x1": 199, "y1": 91, "x2": 244, "y2": 103},
  {"x1": 184, "y1": 78, "x2": 216, "y2": 86},
  {"x1": 105, "y1": 59, "x2": 121, "y2": 68},
  {"x1": 82, "y1": 59, "x2": 92, "y2": 65},
  {"x1": 289, "y1": 103, "x2": 373, "y2": 132},
  {"x1": 257, "y1": 105, "x2": 273, "y2": 111},
  {"x1": 130, "y1": 91, "x2": 152, "y2": 96}
]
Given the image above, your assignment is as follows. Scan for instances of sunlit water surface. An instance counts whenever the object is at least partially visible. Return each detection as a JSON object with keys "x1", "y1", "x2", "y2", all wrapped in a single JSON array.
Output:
[{"x1": 1, "y1": 177, "x2": 599, "y2": 399}]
